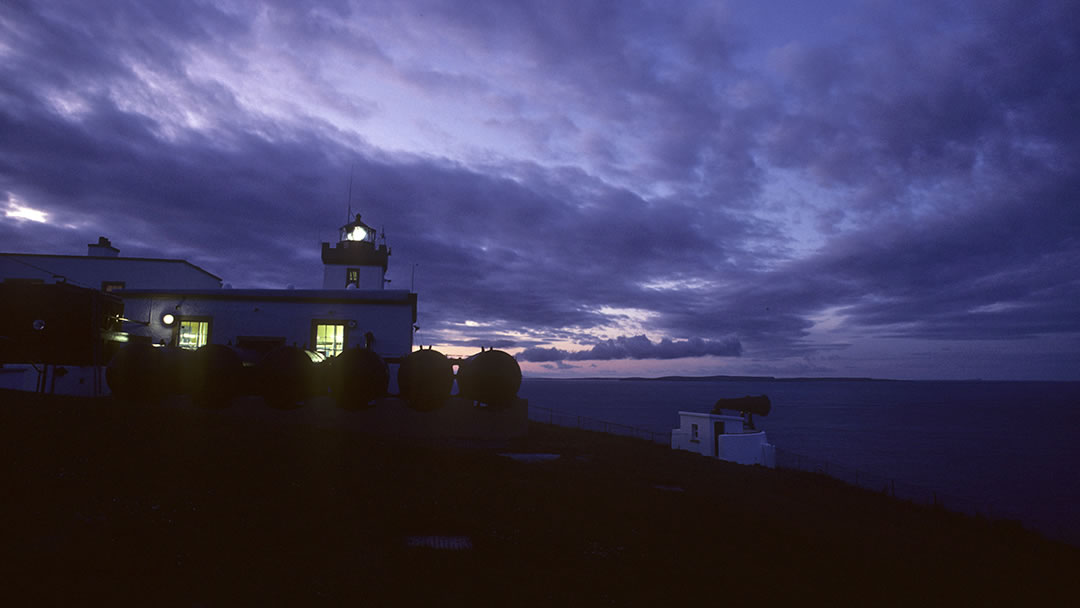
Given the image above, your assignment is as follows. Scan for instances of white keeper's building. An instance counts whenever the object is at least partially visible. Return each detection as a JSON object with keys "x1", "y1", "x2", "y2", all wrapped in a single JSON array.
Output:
[{"x1": 0, "y1": 214, "x2": 417, "y2": 395}]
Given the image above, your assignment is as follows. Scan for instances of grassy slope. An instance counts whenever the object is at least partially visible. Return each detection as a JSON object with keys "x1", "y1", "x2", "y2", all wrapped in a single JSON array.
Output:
[{"x1": 1, "y1": 389, "x2": 1076, "y2": 605}]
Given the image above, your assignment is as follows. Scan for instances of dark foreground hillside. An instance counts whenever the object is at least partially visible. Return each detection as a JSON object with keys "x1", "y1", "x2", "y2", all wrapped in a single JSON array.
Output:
[{"x1": 2, "y1": 389, "x2": 1077, "y2": 605}]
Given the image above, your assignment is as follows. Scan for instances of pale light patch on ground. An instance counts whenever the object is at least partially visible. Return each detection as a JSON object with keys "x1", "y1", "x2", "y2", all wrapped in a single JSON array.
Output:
[{"x1": 403, "y1": 536, "x2": 473, "y2": 550}]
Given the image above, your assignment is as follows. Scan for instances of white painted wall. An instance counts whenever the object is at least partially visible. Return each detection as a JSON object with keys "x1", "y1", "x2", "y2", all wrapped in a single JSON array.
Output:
[
  {"x1": 671, "y1": 411, "x2": 775, "y2": 467},
  {"x1": 0, "y1": 255, "x2": 221, "y2": 290},
  {"x1": 120, "y1": 289, "x2": 415, "y2": 359},
  {"x1": 717, "y1": 430, "x2": 774, "y2": 466}
]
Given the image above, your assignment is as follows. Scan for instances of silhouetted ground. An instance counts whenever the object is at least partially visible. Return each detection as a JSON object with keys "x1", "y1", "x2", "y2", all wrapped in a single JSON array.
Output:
[{"x1": 2, "y1": 389, "x2": 1077, "y2": 604}]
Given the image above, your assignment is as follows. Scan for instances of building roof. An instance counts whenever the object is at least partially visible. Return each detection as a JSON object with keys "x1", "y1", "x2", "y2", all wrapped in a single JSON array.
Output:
[
  {"x1": 116, "y1": 288, "x2": 417, "y2": 323},
  {"x1": 0, "y1": 252, "x2": 223, "y2": 281},
  {"x1": 115, "y1": 287, "x2": 415, "y2": 304}
]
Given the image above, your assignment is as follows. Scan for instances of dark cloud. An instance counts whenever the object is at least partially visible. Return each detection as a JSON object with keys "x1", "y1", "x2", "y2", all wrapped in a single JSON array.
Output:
[
  {"x1": 1, "y1": 0, "x2": 1079, "y2": 379},
  {"x1": 519, "y1": 335, "x2": 742, "y2": 362}
]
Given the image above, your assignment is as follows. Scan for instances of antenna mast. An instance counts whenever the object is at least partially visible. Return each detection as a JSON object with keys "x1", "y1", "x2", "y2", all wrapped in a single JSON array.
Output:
[{"x1": 346, "y1": 163, "x2": 355, "y2": 222}]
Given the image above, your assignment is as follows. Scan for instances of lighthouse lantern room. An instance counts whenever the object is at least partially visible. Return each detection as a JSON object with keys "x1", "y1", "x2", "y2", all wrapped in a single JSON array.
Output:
[{"x1": 321, "y1": 214, "x2": 389, "y2": 290}]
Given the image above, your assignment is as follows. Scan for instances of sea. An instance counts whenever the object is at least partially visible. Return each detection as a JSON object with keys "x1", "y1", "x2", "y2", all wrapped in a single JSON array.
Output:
[{"x1": 518, "y1": 377, "x2": 1080, "y2": 547}]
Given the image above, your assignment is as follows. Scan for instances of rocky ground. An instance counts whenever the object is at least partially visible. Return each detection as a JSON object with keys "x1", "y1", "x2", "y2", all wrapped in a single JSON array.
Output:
[{"x1": 2, "y1": 389, "x2": 1077, "y2": 605}]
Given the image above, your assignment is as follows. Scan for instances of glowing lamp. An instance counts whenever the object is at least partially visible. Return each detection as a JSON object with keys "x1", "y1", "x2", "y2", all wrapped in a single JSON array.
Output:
[
  {"x1": 346, "y1": 225, "x2": 367, "y2": 241},
  {"x1": 161, "y1": 313, "x2": 176, "y2": 326}
]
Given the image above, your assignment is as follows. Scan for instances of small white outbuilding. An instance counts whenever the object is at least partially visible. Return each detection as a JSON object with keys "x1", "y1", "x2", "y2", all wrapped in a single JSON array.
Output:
[{"x1": 671, "y1": 411, "x2": 776, "y2": 467}]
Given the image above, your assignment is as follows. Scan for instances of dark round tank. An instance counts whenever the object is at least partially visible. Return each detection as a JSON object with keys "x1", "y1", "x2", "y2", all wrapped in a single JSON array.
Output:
[
  {"x1": 397, "y1": 348, "x2": 454, "y2": 412},
  {"x1": 256, "y1": 345, "x2": 320, "y2": 409},
  {"x1": 106, "y1": 342, "x2": 163, "y2": 403},
  {"x1": 457, "y1": 349, "x2": 521, "y2": 408},
  {"x1": 190, "y1": 344, "x2": 243, "y2": 409},
  {"x1": 157, "y1": 346, "x2": 195, "y2": 396},
  {"x1": 311, "y1": 355, "x2": 332, "y2": 399},
  {"x1": 331, "y1": 347, "x2": 389, "y2": 410}
]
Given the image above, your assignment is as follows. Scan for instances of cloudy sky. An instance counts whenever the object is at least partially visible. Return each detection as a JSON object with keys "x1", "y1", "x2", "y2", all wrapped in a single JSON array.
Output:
[{"x1": 2, "y1": 0, "x2": 1078, "y2": 380}]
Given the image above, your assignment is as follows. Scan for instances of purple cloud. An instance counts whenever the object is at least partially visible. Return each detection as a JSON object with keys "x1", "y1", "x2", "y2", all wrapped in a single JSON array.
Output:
[
  {"x1": 519, "y1": 335, "x2": 742, "y2": 362},
  {"x1": 1, "y1": 0, "x2": 1079, "y2": 379}
]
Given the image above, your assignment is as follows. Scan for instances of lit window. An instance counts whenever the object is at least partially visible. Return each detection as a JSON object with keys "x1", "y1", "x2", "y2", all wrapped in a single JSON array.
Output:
[
  {"x1": 177, "y1": 319, "x2": 210, "y2": 350},
  {"x1": 314, "y1": 322, "x2": 346, "y2": 357},
  {"x1": 347, "y1": 268, "x2": 360, "y2": 287}
]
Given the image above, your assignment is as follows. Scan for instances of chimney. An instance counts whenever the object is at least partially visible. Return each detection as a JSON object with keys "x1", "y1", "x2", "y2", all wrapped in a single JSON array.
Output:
[{"x1": 88, "y1": 236, "x2": 119, "y2": 257}]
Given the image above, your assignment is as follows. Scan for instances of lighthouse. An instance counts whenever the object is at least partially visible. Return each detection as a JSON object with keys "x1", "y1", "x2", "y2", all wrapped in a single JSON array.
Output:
[{"x1": 321, "y1": 214, "x2": 389, "y2": 290}]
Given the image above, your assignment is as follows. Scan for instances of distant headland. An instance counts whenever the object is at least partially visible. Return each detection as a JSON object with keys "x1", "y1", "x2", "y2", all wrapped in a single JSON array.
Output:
[{"x1": 616, "y1": 374, "x2": 896, "y2": 383}]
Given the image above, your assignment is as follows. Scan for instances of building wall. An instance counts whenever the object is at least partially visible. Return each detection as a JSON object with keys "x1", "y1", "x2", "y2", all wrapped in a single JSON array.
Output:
[
  {"x1": 121, "y1": 291, "x2": 415, "y2": 359},
  {"x1": 718, "y1": 431, "x2": 773, "y2": 466},
  {"x1": 671, "y1": 412, "x2": 719, "y2": 457},
  {"x1": 671, "y1": 411, "x2": 774, "y2": 466},
  {"x1": 0, "y1": 255, "x2": 221, "y2": 291},
  {"x1": 322, "y1": 264, "x2": 385, "y2": 290}
]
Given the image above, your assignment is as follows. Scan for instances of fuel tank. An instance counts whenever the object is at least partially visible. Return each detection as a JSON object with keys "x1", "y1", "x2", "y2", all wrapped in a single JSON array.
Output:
[
  {"x1": 456, "y1": 348, "x2": 521, "y2": 408},
  {"x1": 190, "y1": 344, "x2": 244, "y2": 409},
  {"x1": 106, "y1": 342, "x2": 163, "y2": 403},
  {"x1": 329, "y1": 347, "x2": 389, "y2": 410},
  {"x1": 157, "y1": 346, "x2": 195, "y2": 396},
  {"x1": 397, "y1": 348, "x2": 454, "y2": 412},
  {"x1": 256, "y1": 345, "x2": 324, "y2": 409}
]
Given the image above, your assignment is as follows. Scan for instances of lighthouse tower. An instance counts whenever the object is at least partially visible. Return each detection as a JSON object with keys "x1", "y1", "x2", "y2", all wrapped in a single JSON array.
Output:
[{"x1": 321, "y1": 214, "x2": 389, "y2": 289}]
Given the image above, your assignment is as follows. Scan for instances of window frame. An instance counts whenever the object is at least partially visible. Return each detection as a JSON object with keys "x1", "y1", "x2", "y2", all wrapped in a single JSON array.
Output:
[
  {"x1": 174, "y1": 316, "x2": 212, "y2": 350},
  {"x1": 311, "y1": 319, "x2": 348, "y2": 357},
  {"x1": 346, "y1": 268, "x2": 361, "y2": 288}
]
